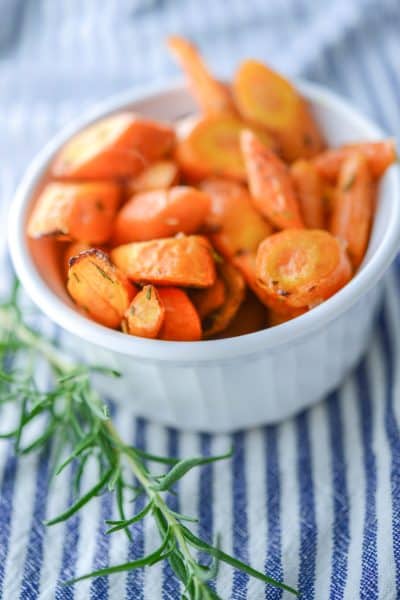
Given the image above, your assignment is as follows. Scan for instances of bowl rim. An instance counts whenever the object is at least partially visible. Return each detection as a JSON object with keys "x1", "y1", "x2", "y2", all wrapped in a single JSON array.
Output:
[{"x1": 8, "y1": 79, "x2": 400, "y2": 363}]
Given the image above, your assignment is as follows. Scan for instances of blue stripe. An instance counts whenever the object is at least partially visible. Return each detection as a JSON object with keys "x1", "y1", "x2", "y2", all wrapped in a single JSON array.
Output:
[
  {"x1": 326, "y1": 391, "x2": 350, "y2": 600},
  {"x1": 264, "y1": 426, "x2": 283, "y2": 600},
  {"x1": 162, "y1": 428, "x2": 180, "y2": 599},
  {"x1": 126, "y1": 417, "x2": 147, "y2": 600},
  {"x1": 0, "y1": 448, "x2": 18, "y2": 597},
  {"x1": 232, "y1": 431, "x2": 249, "y2": 597},
  {"x1": 296, "y1": 411, "x2": 317, "y2": 600},
  {"x1": 55, "y1": 463, "x2": 81, "y2": 599},
  {"x1": 198, "y1": 432, "x2": 216, "y2": 592},
  {"x1": 19, "y1": 446, "x2": 51, "y2": 599},
  {"x1": 356, "y1": 360, "x2": 378, "y2": 600},
  {"x1": 378, "y1": 305, "x2": 400, "y2": 589}
]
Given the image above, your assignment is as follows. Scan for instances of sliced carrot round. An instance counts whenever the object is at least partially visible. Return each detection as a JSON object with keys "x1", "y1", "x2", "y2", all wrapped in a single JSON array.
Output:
[
  {"x1": 200, "y1": 178, "x2": 272, "y2": 258},
  {"x1": 175, "y1": 115, "x2": 275, "y2": 182},
  {"x1": 158, "y1": 287, "x2": 202, "y2": 341},
  {"x1": 113, "y1": 186, "x2": 210, "y2": 244},
  {"x1": 122, "y1": 285, "x2": 165, "y2": 339},
  {"x1": 256, "y1": 229, "x2": 352, "y2": 309},
  {"x1": 190, "y1": 277, "x2": 226, "y2": 319},
  {"x1": 202, "y1": 262, "x2": 245, "y2": 338},
  {"x1": 241, "y1": 130, "x2": 304, "y2": 229}
]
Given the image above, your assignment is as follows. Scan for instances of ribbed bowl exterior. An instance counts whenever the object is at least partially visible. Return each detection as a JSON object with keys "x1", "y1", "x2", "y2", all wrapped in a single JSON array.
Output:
[{"x1": 61, "y1": 281, "x2": 382, "y2": 432}]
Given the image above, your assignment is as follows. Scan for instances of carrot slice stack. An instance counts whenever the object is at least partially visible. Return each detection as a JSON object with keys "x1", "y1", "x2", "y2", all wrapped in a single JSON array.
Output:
[
  {"x1": 122, "y1": 285, "x2": 165, "y2": 339},
  {"x1": 67, "y1": 249, "x2": 136, "y2": 328},
  {"x1": 241, "y1": 130, "x2": 304, "y2": 229},
  {"x1": 256, "y1": 229, "x2": 351, "y2": 309},
  {"x1": 111, "y1": 235, "x2": 216, "y2": 288},
  {"x1": 52, "y1": 113, "x2": 175, "y2": 180},
  {"x1": 28, "y1": 182, "x2": 120, "y2": 243},
  {"x1": 330, "y1": 152, "x2": 373, "y2": 269}
]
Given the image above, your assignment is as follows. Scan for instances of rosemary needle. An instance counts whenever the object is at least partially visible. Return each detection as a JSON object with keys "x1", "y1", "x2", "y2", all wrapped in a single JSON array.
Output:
[{"x1": 0, "y1": 282, "x2": 298, "y2": 598}]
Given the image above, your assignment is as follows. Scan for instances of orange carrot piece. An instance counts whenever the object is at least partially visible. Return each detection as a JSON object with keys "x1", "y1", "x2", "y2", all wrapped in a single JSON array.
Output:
[
  {"x1": 202, "y1": 262, "x2": 246, "y2": 338},
  {"x1": 330, "y1": 152, "x2": 373, "y2": 269},
  {"x1": 158, "y1": 287, "x2": 202, "y2": 341},
  {"x1": 212, "y1": 291, "x2": 268, "y2": 338},
  {"x1": 51, "y1": 113, "x2": 175, "y2": 180},
  {"x1": 190, "y1": 277, "x2": 226, "y2": 319},
  {"x1": 113, "y1": 186, "x2": 210, "y2": 244},
  {"x1": 313, "y1": 140, "x2": 397, "y2": 182},
  {"x1": 175, "y1": 115, "x2": 275, "y2": 182},
  {"x1": 233, "y1": 60, "x2": 324, "y2": 161},
  {"x1": 111, "y1": 235, "x2": 216, "y2": 288},
  {"x1": 122, "y1": 285, "x2": 165, "y2": 339},
  {"x1": 291, "y1": 160, "x2": 325, "y2": 229},
  {"x1": 268, "y1": 307, "x2": 306, "y2": 327},
  {"x1": 28, "y1": 182, "x2": 120, "y2": 243},
  {"x1": 67, "y1": 249, "x2": 136, "y2": 328},
  {"x1": 167, "y1": 36, "x2": 236, "y2": 116},
  {"x1": 241, "y1": 130, "x2": 304, "y2": 229},
  {"x1": 256, "y1": 229, "x2": 352, "y2": 309},
  {"x1": 63, "y1": 241, "x2": 91, "y2": 276},
  {"x1": 200, "y1": 178, "x2": 273, "y2": 259},
  {"x1": 125, "y1": 160, "x2": 179, "y2": 195}
]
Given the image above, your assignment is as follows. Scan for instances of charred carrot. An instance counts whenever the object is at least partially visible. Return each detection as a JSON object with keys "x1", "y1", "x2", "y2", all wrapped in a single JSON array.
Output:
[
  {"x1": 113, "y1": 186, "x2": 210, "y2": 244},
  {"x1": 241, "y1": 130, "x2": 304, "y2": 229},
  {"x1": 158, "y1": 287, "x2": 202, "y2": 341},
  {"x1": 125, "y1": 160, "x2": 179, "y2": 195},
  {"x1": 111, "y1": 235, "x2": 216, "y2": 288},
  {"x1": 330, "y1": 152, "x2": 373, "y2": 269},
  {"x1": 212, "y1": 291, "x2": 268, "y2": 338},
  {"x1": 175, "y1": 115, "x2": 275, "y2": 182},
  {"x1": 202, "y1": 262, "x2": 245, "y2": 337},
  {"x1": 122, "y1": 285, "x2": 165, "y2": 339},
  {"x1": 313, "y1": 139, "x2": 397, "y2": 181},
  {"x1": 200, "y1": 178, "x2": 272, "y2": 259},
  {"x1": 233, "y1": 60, "x2": 324, "y2": 161},
  {"x1": 256, "y1": 229, "x2": 352, "y2": 309},
  {"x1": 190, "y1": 277, "x2": 226, "y2": 319},
  {"x1": 28, "y1": 182, "x2": 120, "y2": 243},
  {"x1": 63, "y1": 241, "x2": 91, "y2": 276},
  {"x1": 167, "y1": 36, "x2": 236, "y2": 116},
  {"x1": 52, "y1": 113, "x2": 175, "y2": 180},
  {"x1": 291, "y1": 160, "x2": 325, "y2": 229},
  {"x1": 67, "y1": 249, "x2": 136, "y2": 328}
]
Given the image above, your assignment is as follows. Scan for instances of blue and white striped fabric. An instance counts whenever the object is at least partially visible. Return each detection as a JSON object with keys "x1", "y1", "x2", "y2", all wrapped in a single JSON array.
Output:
[{"x1": 0, "y1": 1, "x2": 400, "y2": 598}]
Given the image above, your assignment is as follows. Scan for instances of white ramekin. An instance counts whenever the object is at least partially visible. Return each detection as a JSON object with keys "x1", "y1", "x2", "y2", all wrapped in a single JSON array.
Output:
[{"x1": 8, "y1": 81, "x2": 400, "y2": 432}]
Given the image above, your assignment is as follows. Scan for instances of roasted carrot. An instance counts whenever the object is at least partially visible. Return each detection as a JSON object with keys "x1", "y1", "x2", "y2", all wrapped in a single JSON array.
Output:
[
  {"x1": 313, "y1": 139, "x2": 397, "y2": 182},
  {"x1": 212, "y1": 291, "x2": 268, "y2": 338},
  {"x1": 330, "y1": 152, "x2": 373, "y2": 269},
  {"x1": 200, "y1": 178, "x2": 272, "y2": 259},
  {"x1": 268, "y1": 307, "x2": 307, "y2": 327},
  {"x1": 291, "y1": 160, "x2": 325, "y2": 229},
  {"x1": 122, "y1": 285, "x2": 165, "y2": 339},
  {"x1": 241, "y1": 130, "x2": 304, "y2": 229},
  {"x1": 190, "y1": 277, "x2": 226, "y2": 319},
  {"x1": 52, "y1": 113, "x2": 175, "y2": 180},
  {"x1": 67, "y1": 249, "x2": 136, "y2": 328},
  {"x1": 202, "y1": 262, "x2": 245, "y2": 337},
  {"x1": 28, "y1": 182, "x2": 120, "y2": 243},
  {"x1": 167, "y1": 35, "x2": 236, "y2": 117},
  {"x1": 256, "y1": 229, "x2": 352, "y2": 309},
  {"x1": 111, "y1": 235, "x2": 216, "y2": 288},
  {"x1": 63, "y1": 241, "x2": 91, "y2": 276},
  {"x1": 125, "y1": 160, "x2": 179, "y2": 195},
  {"x1": 175, "y1": 115, "x2": 275, "y2": 182},
  {"x1": 113, "y1": 186, "x2": 210, "y2": 244},
  {"x1": 158, "y1": 287, "x2": 202, "y2": 341},
  {"x1": 233, "y1": 60, "x2": 324, "y2": 161}
]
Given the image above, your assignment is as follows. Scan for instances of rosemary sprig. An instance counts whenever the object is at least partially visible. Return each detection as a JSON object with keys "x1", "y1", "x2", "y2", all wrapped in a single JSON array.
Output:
[{"x1": 0, "y1": 282, "x2": 298, "y2": 598}]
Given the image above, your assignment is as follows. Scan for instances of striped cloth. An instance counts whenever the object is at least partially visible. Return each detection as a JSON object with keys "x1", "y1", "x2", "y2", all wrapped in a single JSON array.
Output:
[{"x1": 0, "y1": 0, "x2": 400, "y2": 598}]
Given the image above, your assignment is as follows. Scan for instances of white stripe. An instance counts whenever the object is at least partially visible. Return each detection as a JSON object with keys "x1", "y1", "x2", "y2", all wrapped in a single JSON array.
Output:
[{"x1": 213, "y1": 433, "x2": 233, "y2": 597}]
